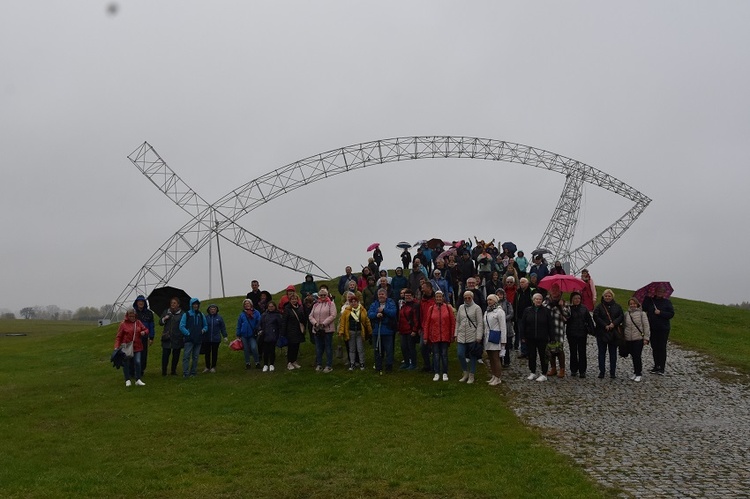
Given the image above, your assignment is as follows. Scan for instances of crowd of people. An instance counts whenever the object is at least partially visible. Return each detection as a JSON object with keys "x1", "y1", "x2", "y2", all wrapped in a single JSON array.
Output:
[{"x1": 112, "y1": 238, "x2": 674, "y2": 387}]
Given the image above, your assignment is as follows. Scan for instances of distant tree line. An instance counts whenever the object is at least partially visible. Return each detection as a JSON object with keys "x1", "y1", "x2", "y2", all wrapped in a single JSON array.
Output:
[
  {"x1": 6, "y1": 305, "x2": 123, "y2": 321},
  {"x1": 728, "y1": 302, "x2": 750, "y2": 310}
]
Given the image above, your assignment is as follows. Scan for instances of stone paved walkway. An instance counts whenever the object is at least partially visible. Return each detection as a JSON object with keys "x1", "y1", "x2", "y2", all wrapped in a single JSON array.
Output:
[{"x1": 498, "y1": 342, "x2": 750, "y2": 498}]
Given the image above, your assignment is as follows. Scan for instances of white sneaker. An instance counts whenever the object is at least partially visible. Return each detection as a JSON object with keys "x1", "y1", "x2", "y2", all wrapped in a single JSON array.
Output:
[
  {"x1": 459, "y1": 372, "x2": 469, "y2": 382},
  {"x1": 209, "y1": 368, "x2": 216, "y2": 373},
  {"x1": 487, "y1": 376, "x2": 497, "y2": 384},
  {"x1": 527, "y1": 373, "x2": 538, "y2": 380},
  {"x1": 292, "y1": 362, "x2": 302, "y2": 369},
  {"x1": 467, "y1": 374, "x2": 475, "y2": 384},
  {"x1": 269, "y1": 365, "x2": 275, "y2": 372},
  {"x1": 202, "y1": 368, "x2": 210, "y2": 373},
  {"x1": 262, "y1": 365, "x2": 269, "y2": 372},
  {"x1": 634, "y1": 376, "x2": 642, "y2": 382},
  {"x1": 630, "y1": 374, "x2": 637, "y2": 381},
  {"x1": 287, "y1": 363, "x2": 295, "y2": 371},
  {"x1": 323, "y1": 366, "x2": 333, "y2": 373},
  {"x1": 490, "y1": 378, "x2": 502, "y2": 386},
  {"x1": 315, "y1": 365, "x2": 322, "y2": 372},
  {"x1": 477, "y1": 359, "x2": 484, "y2": 364},
  {"x1": 125, "y1": 380, "x2": 132, "y2": 387},
  {"x1": 433, "y1": 374, "x2": 440, "y2": 381},
  {"x1": 442, "y1": 373, "x2": 449, "y2": 382},
  {"x1": 535, "y1": 375, "x2": 548, "y2": 382},
  {"x1": 135, "y1": 379, "x2": 146, "y2": 386}
]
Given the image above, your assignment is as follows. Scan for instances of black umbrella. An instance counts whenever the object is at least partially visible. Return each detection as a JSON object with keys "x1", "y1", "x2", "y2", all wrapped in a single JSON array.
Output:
[
  {"x1": 531, "y1": 247, "x2": 551, "y2": 257},
  {"x1": 501, "y1": 241, "x2": 517, "y2": 254},
  {"x1": 147, "y1": 286, "x2": 191, "y2": 316}
]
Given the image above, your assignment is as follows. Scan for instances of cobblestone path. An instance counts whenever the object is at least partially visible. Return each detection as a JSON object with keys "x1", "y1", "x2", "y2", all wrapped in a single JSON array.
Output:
[{"x1": 499, "y1": 342, "x2": 750, "y2": 498}]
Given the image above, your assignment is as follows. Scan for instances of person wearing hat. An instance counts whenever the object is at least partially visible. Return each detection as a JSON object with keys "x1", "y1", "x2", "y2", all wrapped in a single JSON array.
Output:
[
  {"x1": 179, "y1": 298, "x2": 207, "y2": 378},
  {"x1": 300, "y1": 275, "x2": 318, "y2": 300},
  {"x1": 278, "y1": 284, "x2": 298, "y2": 313},
  {"x1": 132, "y1": 295, "x2": 155, "y2": 376},
  {"x1": 202, "y1": 304, "x2": 227, "y2": 373}
]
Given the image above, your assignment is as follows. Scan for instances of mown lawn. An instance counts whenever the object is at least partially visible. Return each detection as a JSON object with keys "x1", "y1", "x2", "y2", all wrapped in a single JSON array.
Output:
[{"x1": 0, "y1": 319, "x2": 608, "y2": 498}]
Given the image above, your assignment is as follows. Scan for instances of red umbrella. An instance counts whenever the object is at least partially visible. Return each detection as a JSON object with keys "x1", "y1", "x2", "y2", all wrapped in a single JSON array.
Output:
[
  {"x1": 633, "y1": 281, "x2": 673, "y2": 304},
  {"x1": 538, "y1": 275, "x2": 586, "y2": 293},
  {"x1": 367, "y1": 242, "x2": 380, "y2": 252}
]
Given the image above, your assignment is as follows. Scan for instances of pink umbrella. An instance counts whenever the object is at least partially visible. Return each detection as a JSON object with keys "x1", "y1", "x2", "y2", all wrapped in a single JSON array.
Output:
[
  {"x1": 633, "y1": 281, "x2": 673, "y2": 304},
  {"x1": 437, "y1": 247, "x2": 457, "y2": 260},
  {"x1": 367, "y1": 242, "x2": 380, "y2": 252},
  {"x1": 538, "y1": 275, "x2": 586, "y2": 293}
]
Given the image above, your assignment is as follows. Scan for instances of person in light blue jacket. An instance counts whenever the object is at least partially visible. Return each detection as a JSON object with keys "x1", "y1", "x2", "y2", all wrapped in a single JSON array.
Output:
[
  {"x1": 179, "y1": 298, "x2": 207, "y2": 377},
  {"x1": 236, "y1": 298, "x2": 261, "y2": 369},
  {"x1": 368, "y1": 289, "x2": 398, "y2": 374}
]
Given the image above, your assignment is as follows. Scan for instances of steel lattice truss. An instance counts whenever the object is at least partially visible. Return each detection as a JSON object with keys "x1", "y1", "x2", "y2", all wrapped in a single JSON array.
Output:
[{"x1": 108, "y1": 136, "x2": 650, "y2": 316}]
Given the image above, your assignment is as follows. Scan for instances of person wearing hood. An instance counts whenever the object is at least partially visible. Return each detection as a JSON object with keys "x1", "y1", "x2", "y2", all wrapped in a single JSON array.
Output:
[
  {"x1": 237, "y1": 298, "x2": 262, "y2": 369},
  {"x1": 361, "y1": 275, "x2": 378, "y2": 311},
  {"x1": 114, "y1": 308, "x2": 149, "y2": 387},
  {"x1": 390, "y1": 267, "x2": 408, "y2": 300},
  {"x1": 580, "y1": 269, "x2": 596, "y2": 312},
  {"x1": 159, "y1": 297, "x2": 184, "y2": 376},
  {"x1": 593, "y1": 289, "x2": 624, "y2": 379},
  {"x1": 132, "y1": 295, "x2": 155, "y2": 376},
  {"x1": 259, "y1": 301, "x2": 283, "y2": 372},
  {"x1": 368, "y1": 288, "x2": 397, "y2": 374},
  {"x1": 202, "y1": 304, "x2": 227, "y2": 373},
  {"x1": 300, "y1": 275, "x2": 318, "y2": 300},
  {"x1": 278, "y1": 285, "x2": 297, "y2": 312},
  {"x1": 455, "y1": 291, "x2": 485, "y2": 384},
  {"x1": 179, "y1": 298, "x2": 207, "y2": 378},
  {"x1": 400, "y1": 248, "x2": 411, "y2": 270}
]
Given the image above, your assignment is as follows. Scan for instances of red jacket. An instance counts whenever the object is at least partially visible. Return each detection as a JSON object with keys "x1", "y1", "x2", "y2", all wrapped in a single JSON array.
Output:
[
  {"x1": 423, "y1": 303, "x2": 456, "y2": 344},
  {"x1": 419, "y1": 295, "x2": 435, "y2": 332},
  {"x1": 397, "y1": 301, "x2": 420, "y2": 335},
  {"x1": 115, "y1": 319, "x2": 149, "y2": 352}
]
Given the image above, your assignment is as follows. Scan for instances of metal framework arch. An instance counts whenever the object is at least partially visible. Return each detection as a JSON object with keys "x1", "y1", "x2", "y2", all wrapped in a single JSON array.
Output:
[{"x1": 108, "y1": 136, "x2": 650, "y2": 316}]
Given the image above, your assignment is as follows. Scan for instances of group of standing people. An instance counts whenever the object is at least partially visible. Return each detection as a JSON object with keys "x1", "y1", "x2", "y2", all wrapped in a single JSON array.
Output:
[{"x1": 112, "y1": 242, "x2": 674, "y2": 387}]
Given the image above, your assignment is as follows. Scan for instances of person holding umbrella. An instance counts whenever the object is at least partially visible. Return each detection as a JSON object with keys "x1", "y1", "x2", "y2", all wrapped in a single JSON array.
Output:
[
  {"x1": 372, "y1": 244, "x2": 383, "y2": 271},
  {"x1": 368, "y1": 288, "x2": 397, "y2": 374},
  {"x1": 641, "y1": 284, "x2": 674, "y2": 375},
  {"x1": 159, "y1": 297, "x2": 184, "y2": 376}
]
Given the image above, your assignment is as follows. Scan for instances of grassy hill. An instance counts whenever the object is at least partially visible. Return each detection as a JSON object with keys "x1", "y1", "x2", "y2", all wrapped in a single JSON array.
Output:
[{"x1": 0, "y1": 288, "x2": 747, "y2": 498}]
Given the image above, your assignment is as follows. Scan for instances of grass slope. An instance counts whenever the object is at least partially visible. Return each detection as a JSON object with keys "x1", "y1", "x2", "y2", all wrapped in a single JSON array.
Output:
[{"x1": 0, "y1": 320, "x2": 606, "y2": 498}]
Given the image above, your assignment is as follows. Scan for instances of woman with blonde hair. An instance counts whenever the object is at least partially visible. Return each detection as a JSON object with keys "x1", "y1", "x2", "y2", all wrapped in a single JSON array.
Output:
[
  {"x1": 338, "y1": 292, "x2": 372, "y2": 371},
  {"x1": 483, "y1": 294, "x2": 507, "y2": 385},
  {"x1": 623, "y1": 297, "x2": 650, "y2": 382}
]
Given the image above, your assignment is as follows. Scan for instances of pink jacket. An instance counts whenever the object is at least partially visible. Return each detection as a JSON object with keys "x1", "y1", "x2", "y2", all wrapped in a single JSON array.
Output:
[{"x1": 308, "y1": 298, "x2": 337, "y2": 333}]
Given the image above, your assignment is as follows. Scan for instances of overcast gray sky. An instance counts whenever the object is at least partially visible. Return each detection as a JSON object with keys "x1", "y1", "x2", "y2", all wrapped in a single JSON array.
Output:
[{"x1": 2, "y1": 1, "x2": 749, "y2": 314}]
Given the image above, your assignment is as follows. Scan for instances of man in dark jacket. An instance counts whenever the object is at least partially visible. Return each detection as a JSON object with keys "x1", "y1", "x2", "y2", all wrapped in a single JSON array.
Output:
[
  {"x1": 514, "y1": 277, "x2": 534, "y2": 356},
  {"x1": 643, "y1": 286, "x2": 675, "y2": 375},
  {"x1": 132, "y1": 295, "x2": 155, "y2": 375}
]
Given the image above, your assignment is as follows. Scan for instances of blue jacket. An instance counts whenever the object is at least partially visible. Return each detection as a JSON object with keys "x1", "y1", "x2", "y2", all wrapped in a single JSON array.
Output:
[
  {"x1": 260, "y1": 310, "x2": 283, "y2": 343},
  {"x1": 203, "y1": 304, "x2": 227, "y2": 343},
  {"x1": 367, "y1": 298, "x2": 397, "y2": 336},
  {"x1": 391, "y1": 274, "x2": 408, "y2": 299},
  {"x1": 236, "y1": 308, "x2": 262, "y2": 338},
  {"x1": 179, "y1": 298, "x2": 207, "y2": 344}
]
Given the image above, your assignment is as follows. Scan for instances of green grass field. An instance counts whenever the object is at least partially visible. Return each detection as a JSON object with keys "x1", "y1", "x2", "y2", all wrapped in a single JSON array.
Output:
[{"x1": 0, "y1": 289, "x2": 747, "y2": 498}]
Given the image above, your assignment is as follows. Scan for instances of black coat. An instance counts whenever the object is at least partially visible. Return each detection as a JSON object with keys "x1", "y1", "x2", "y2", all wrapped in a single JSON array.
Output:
[
  {"x1": 281, "y1": 305, "x2": 307, "y2": 344},
  {"x1": 593, "y1": 300, "x2": 624, "y2": 344},
  {"x1": 566, "y1": 304, "x2": 594, "y2": 338},
  {"x1": 519, "y1": 305, "x2": 553, "y2": 343}
]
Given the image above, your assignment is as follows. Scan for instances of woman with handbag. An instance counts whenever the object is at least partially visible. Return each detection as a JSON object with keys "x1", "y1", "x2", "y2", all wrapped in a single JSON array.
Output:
[
  {"x1": 593, "y1": 289, "x2": 624, "y2": 379},
  {"x1": 114, "y1": 308, "x2": 149, "y2": 387},
  {"x1": 308, "y1": 288, "x2": 337, "y2": 373},
  {"x1": 281, "y1": 293, "x2": 307, "y2": 370},
  {"x1": 338, "y1": 292, "x2": 372, "y2": 371},
  {"x1": 623, "y1": 297, "x2": 651, "y2": 382},
  {"x1": 483, "y1": 294, "x2": 507, "y2": 386},
  {"x1": 454, "y1": 291, "x2": 485, "y2": 384}
]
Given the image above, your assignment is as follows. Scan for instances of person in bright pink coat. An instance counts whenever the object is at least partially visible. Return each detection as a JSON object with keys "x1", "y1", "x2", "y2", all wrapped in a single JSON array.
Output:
[{"x1": 580, "y1": 268, "x2": 596, "y2": 312}]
